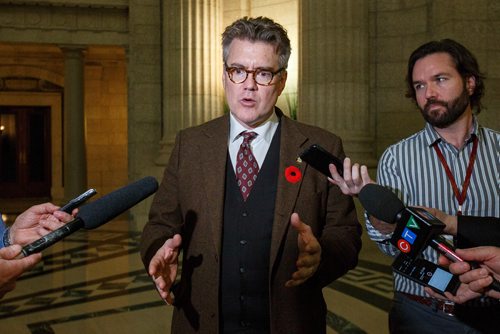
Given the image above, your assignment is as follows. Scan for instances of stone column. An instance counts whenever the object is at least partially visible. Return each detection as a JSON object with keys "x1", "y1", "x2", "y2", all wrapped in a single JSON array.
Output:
[
  {"x1": 155, "y1": 0, "x2": 224, "y2": 165},
  {"x1": 61, "y1": 46, "x2": 87, "y2": 200},
  {"x1": 299, "y1": 1, "x2": 375, "y2": 163}
]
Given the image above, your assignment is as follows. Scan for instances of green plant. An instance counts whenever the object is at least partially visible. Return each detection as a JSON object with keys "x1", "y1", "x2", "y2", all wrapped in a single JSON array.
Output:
[{"x1": 285, "y1": 92, "x2": 297, "y2": 120}]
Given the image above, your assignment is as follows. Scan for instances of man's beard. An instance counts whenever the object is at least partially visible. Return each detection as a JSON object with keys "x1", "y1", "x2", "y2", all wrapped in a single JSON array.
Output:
[{"x1": 420, "y1": 87, "x2": 470, "y2": 128}]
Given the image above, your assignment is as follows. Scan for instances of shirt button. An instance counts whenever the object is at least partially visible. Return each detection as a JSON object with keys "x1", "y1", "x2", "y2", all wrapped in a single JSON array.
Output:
[
  {"x1": 239, "y1": 267, "x2": 245, "y2": 273},
  {"x1": 240, "y1": 240, "x2": 247, "y2": 245},
  {"x1": 242, "y1": 211, "x2": 248, "y2": 217}
]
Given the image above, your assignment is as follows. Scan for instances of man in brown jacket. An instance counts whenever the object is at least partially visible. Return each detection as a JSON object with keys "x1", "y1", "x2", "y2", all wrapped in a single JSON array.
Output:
[{"x1": 140, "y1": 16, "x2": 362, "y2": 334}]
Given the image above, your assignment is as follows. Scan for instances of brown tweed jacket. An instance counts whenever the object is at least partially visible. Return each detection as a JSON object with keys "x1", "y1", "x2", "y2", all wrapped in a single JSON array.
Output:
[{"x1": 140, "y1": 110, "x2": 362, "y2": 334}]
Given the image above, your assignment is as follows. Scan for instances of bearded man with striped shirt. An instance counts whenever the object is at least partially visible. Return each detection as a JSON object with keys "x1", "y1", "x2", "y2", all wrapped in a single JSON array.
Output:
[{"x1": 366, "y1": 39, "x2": 499, "y2": 333}]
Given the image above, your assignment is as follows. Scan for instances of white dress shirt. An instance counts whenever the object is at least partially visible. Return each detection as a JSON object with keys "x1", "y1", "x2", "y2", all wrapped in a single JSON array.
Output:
[{"x1": 228, "y1": 110, "x2": 280, "y2": 172}]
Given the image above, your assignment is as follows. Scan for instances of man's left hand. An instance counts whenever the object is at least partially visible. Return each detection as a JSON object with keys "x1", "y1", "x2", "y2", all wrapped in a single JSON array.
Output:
[{"x1": 285, "y1": 213, "x2": 322, "y2": 287}]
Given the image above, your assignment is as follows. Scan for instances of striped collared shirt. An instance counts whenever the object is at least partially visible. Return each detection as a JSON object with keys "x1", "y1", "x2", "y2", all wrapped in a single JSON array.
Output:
[{"x1": 365, "y1": 119, "x2": 500, "y2": 296}]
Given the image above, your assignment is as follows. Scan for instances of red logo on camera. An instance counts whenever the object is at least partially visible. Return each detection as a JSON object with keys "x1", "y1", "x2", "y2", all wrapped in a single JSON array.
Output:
[{"x1": 397, "y1": 239, "x2": 411, "y2": 253}]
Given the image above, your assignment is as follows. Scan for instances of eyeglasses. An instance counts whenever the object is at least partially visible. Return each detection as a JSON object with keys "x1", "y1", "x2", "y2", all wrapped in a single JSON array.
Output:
[{"x1": 225, "y1": 65, "x2": 284, "y2": 86}]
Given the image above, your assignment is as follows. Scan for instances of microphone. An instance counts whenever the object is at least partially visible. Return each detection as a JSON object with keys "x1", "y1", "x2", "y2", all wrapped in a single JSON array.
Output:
[
  {"x1": 359, "y1": 183, "x2": 500, "y2": 292},
  {"x1": 359, "y1": 183, "x2": 446, "y2": 259},
  {"x1": 20, "y1": 176, "x2": 159, "y2": 257}
]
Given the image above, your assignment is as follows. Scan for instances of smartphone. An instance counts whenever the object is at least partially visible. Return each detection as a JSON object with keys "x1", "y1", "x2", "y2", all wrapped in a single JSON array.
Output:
[
  {"x1": 60, "y1": 188, "x2": 97, "y2": 213},
  {"x1": 392, "y1": 254, "x2": 460, "y2": 294},
  {"x1": 299, "y1": 144, "x2": 344, "y2": 177}
]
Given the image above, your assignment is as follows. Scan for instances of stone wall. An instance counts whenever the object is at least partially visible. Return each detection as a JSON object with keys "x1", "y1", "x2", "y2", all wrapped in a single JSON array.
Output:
[
  {"x1": 371, "y1": 0, "x2": 500, "y2": 156},
  {"x1": 0, "y1": 0, "x2": 498, "y2": 227},
  {"x1": 85, "y1": 48, "x2": 128, "y2": 196}
]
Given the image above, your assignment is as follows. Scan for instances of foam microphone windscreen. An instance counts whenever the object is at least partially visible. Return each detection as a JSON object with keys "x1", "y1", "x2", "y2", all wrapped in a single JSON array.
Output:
[
  {"x1": 78, "y1": 176, "x2": 159, "y2": 229},
  {"x1": 358, "y1": 183, "x2": 405, "y2": 224}
]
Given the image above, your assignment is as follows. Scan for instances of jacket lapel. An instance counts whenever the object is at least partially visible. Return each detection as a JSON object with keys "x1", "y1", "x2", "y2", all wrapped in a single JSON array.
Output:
[
  {"x1": 269, "y1": 115, "x2": 309, "y2": 268},
  {"x1": 197, "y1": 115, "x2": 230, "y2": 257}
]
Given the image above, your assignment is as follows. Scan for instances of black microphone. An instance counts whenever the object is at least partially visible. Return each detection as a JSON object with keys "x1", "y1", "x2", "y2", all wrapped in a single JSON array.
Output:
[
  {"x1": 20, "y1": 176, "x2": 159, "y2": 257},
  {"x1": 359, "y1": 183, "x2": 446, "y2": 258},
  {"x1": 359, "y1": 183, "x2": 500, "y2": 292}
]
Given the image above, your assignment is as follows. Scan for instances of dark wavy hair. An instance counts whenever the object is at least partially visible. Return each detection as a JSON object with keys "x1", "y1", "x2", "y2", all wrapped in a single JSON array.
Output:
[
  {"x1": 405, "y1": 39, "x2": 486, "y2": 114},
  {"x1": 222, "y1": 16, "x2": 291, "y2": 69}
]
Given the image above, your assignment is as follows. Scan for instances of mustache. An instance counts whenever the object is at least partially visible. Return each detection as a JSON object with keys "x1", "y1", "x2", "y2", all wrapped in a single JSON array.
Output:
[{"x1": 424, "y1": 98, "x2": 447, "y2": 111}]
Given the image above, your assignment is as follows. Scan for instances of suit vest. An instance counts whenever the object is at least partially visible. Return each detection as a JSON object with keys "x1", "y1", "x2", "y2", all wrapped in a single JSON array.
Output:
[{"x1": 220, "y1": 125, "x2": 281, "y2": 333}]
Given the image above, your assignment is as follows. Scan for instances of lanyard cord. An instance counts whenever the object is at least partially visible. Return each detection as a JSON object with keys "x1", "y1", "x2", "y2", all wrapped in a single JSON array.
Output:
[{"x1": 432, "y1": 135, "x2": 478, "y2": 215}]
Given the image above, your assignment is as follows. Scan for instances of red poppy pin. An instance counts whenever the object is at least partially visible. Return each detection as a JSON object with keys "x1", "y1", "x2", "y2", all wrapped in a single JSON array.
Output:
[{"x1": 285, "y1": 165, "x2": 302, "y2": 183}]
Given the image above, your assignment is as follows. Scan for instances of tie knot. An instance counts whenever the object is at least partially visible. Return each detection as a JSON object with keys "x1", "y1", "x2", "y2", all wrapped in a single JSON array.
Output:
[{"x1": 241, "y1": 131, "x2": 258, "y2": 144}]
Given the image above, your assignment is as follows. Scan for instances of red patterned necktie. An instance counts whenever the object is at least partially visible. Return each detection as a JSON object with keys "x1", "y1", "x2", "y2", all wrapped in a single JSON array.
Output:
[{"x1": 235, "y1": 131, "x2": 259, "y2": 201}]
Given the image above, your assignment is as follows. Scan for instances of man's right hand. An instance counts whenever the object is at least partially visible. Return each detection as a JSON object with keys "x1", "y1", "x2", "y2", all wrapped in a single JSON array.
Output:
[
  {"x1": 439, "y1": 246, "x2": 500, "y2": 300},
  {"x1": 421, "y1": 207, "x2": 457, "y2": 236},
  {"x1": 148, "y1": 234, "x2": 182, "y2": 305},
  {"x1": 329, "y1": 158, "x2": 395, "y2": 234},
  {"x1": 0, "y1": 244, "x2": 42, "y2": 299},
  {"x1": 328, "y1": 157, "x2": 374, "y2": 196}
]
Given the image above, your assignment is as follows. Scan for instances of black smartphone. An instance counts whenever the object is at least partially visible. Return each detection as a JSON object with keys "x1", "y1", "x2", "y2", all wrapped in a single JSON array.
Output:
[
  {"x1": 299, "y1": 144, "x2": 343, "y2": 177},
  {"x1": 60, "y1": 188, "x2": 97, "y2": 213},
  {"x1": 392, "y1": 254, "x2": 460, "y2": 295}
]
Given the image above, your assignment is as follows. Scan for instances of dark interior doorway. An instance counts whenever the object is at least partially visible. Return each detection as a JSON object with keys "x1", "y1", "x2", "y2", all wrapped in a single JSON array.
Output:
[{"x1": 0, "y1": 106, "x2": 51, "y2": 198}]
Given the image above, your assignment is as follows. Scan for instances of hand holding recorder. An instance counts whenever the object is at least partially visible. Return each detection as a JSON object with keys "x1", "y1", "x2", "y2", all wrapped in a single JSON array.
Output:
[
  {"x1": 358, "y1": 184, "x2": 500, "y2": 295},
  {"x1": 19, "y1": 177, "x2": 158, "y2": 258},
  {"x1": 435, "y1": 246, "x2": 500, "y2": 302},
  {"x1": 1, "y1": 201, "x2": 76, "y2": 299},
  {"x1": 299, "y1": 144, "x2": 375, "y2": 197},
  {"x1": 328, "y1": 157, "x2": 374, "y2": 197},
  {"x1": 299, "y1": 144, "x2": 344, "y2": 177},
  {"x1": 5, "y1": 202, "x2": 76, "y2": 248}
]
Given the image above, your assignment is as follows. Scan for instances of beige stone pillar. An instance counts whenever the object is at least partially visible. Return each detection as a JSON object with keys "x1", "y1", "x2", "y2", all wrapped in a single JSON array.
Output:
[
  {"x1": 61, "y1": 46, "x2": 87, "y2": 200},
  {"x1": 299, "y1": 1, "x2": 375, "y2": 163},
  {"x1": 155, "y1": 0, "x2": 224, "y2": 165}
]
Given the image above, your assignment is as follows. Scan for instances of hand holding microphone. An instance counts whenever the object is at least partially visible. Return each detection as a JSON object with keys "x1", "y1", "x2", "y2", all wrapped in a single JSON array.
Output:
[
  {"x1": 19, "y1": 176, "x2": 159, "y2": 258},
  {"x1": 358, "y1": 183, "x2": 500, "y2": 294}
]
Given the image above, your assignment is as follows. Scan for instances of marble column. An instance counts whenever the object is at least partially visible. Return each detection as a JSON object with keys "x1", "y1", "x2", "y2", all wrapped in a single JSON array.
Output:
[
  {"x1": 61, "y1": 46, "x2": 87, "y2": 200},
  {"x1": 299, "y1": 1, "x2": 375, "y2": 164},
  {"x1": 155, "y1": 0, "x2": 224, "y2": 165}
]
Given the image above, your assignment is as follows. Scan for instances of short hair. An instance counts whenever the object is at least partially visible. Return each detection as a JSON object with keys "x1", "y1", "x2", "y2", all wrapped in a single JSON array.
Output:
[
  {"x1": 405, "y1": 39, "x2": 485, "y2": 114},
  {"x1": 222, "y1": 16, "x2": 291, "y2": 69}
]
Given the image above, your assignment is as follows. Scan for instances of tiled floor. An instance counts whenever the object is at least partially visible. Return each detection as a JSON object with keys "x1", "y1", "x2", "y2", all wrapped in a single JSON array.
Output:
[{"x1": 1, "y1": 208, "x2": 394, "y2": 334}]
